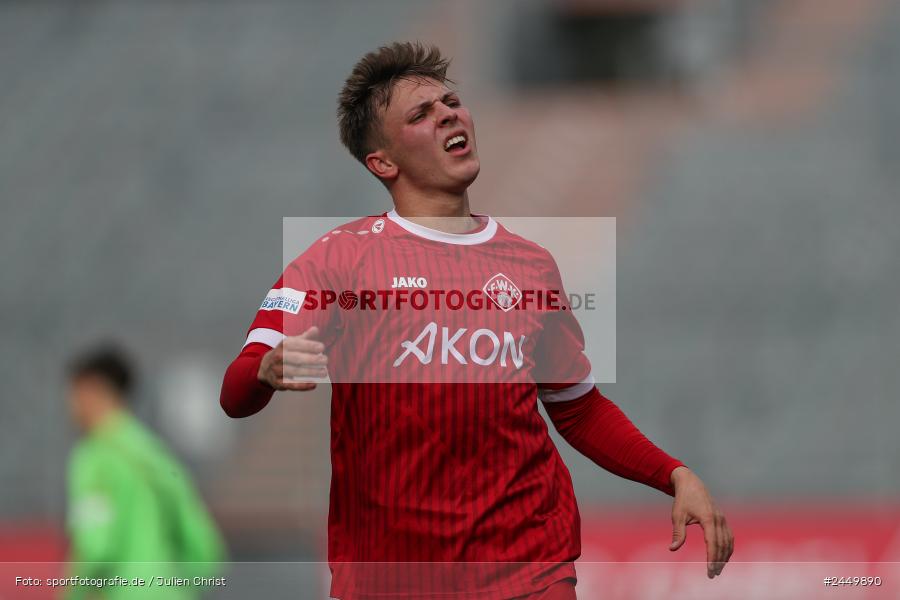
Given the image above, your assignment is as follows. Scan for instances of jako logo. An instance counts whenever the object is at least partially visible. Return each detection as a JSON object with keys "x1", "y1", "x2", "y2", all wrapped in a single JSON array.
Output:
[
  {"x1": 391, "y1": 276, "x2": 428, "y2": 289},
  {"x1": 393, "y1": 322, "x2": 526, "y2": 369}
]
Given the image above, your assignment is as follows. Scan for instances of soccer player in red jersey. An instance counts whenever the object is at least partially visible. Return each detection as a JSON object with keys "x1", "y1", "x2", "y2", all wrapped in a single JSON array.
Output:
[{"x1": 221, "y1": 42, "x2": 733, "y2": 599}]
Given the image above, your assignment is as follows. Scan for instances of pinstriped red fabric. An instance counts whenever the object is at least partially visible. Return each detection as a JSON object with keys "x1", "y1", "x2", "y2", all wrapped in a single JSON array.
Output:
[{"x1": 231, "y1": 212, "x2": 595, "y2": 598}]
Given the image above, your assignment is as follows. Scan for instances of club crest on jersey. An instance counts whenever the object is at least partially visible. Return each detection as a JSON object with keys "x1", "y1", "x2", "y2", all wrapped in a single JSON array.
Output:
[
  {"x1": 260, "y1": 288, "x2": 306, "y2": 314},
  {"x1": 371, "y1": 218, "x2": 385, "y2": 234},
  {"x1": 483, "y1": 273, "x2": 521, "y2": 312}
]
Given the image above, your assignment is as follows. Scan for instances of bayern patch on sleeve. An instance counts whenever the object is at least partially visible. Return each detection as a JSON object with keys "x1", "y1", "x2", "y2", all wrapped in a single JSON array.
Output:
[{"x1": 260, "y1": 287, "x2": 306, "y2": 314}]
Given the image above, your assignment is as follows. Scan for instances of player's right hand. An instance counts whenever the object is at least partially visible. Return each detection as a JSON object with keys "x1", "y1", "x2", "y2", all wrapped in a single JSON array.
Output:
[{"x1": 257, "y1": 326, "x2": 328, "y2": 391}]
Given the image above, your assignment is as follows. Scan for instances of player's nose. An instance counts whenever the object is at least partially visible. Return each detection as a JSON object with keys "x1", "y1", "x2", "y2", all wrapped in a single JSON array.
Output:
[{"x1": 437, "y1": 104, "x2": 458, "y2": 127}]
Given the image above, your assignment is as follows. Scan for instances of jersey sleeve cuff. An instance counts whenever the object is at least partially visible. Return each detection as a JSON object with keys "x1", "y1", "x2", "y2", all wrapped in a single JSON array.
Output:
[
  {"x1": 538, "y1": 373, "x2": 596, "y2": 403},
  {"x1": 658, "y1": 460, "x2": 687, "y2": 496},
  {"x1": 243, "y1": 328, "x2": 285, "y2": 349}
]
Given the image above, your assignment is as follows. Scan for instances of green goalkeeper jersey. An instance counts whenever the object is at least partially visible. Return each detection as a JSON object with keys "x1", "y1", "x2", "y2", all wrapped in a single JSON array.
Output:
[{"x1": 66, "y1": 411, "x2": 225, "y2": 599}]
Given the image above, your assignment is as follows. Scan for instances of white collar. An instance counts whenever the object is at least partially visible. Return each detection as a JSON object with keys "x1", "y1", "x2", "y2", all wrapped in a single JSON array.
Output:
[{"x1": 386, "y1": 209, "x2": 497, "y2": 245}]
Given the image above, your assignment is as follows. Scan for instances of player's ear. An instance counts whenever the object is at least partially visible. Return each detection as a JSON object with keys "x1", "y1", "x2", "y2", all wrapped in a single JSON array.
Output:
[{"x1": 365, "y1": 150, "x2": 398, "y2": 182}]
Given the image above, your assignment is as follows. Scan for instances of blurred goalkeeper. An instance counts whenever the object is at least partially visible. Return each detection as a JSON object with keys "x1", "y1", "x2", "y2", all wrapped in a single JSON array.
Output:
[{"x1": 64, "y1": 345, "x2": 225, "y2": 599}]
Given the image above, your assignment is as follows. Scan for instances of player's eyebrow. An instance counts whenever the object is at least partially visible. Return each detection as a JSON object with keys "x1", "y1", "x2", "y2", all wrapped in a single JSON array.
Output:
[{"x1": 406, "y1": 92, "x2": 458, "y2": 117}]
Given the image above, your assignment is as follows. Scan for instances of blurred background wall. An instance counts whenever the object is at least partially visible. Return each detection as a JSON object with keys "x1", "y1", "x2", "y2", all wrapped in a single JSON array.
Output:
[{"x1": 1, "y1": 0, "x2": 898, "y2": 597}]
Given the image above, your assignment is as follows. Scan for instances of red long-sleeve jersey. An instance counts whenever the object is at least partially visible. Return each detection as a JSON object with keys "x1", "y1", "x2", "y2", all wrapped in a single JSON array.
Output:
[{"x1": 221, "y1": 211, "x2": 683, "y2": 599}]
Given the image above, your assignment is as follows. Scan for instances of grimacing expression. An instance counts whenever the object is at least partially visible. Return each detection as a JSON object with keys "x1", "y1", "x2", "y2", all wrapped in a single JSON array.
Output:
[{"x1": 371, "y1": 78, "x2": 480, "y2": 191}]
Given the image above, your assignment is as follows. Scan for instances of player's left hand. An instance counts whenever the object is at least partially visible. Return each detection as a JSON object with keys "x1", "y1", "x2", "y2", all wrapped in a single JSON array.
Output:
[{"x1": 668, "y1": 466, "x2": 733, "y2": 579}]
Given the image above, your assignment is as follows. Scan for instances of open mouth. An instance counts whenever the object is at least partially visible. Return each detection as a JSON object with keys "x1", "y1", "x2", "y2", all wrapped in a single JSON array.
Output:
[{"x1": 443, "y1": 134, "x2": 469, "y2": 154}]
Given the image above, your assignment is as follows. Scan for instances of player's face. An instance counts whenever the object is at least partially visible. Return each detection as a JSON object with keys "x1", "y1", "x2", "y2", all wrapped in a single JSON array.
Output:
[
  {"x1": 67, "y1": 376, "x2": 113, "y2": 432},
  {"x1": 67, "y1": 377, "x2": 96, "y2": 431},
  {"x1": 378, "y1": 78, "x2": 480, "y2": 192}
]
